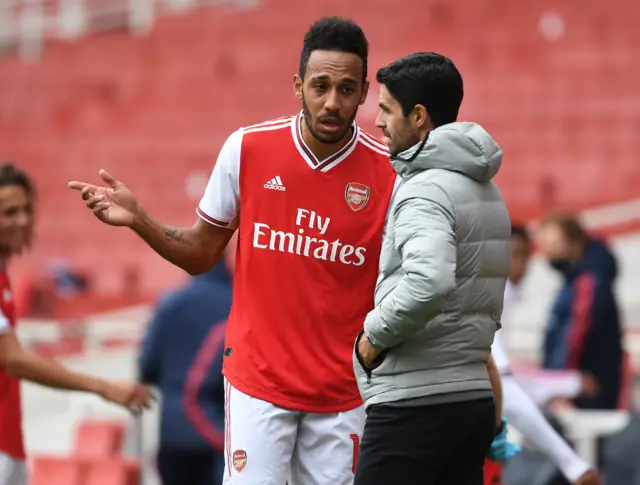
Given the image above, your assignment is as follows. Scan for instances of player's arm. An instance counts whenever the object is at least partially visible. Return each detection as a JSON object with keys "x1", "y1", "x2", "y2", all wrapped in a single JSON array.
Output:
[
  {"x1": 0, "y1": 330, "x2": 153, "y2": 411},
  {"x1": 69, "y1": 130, "x2": 241, "y2": 276},
  {"x1": 131, "y1": 213, "x2": 233, "y2": 276},
  {"x1": 0, "y1": 331, "x2": 104, "y2": 392},
  {"x1": 130, "y1": 129, "x2": 241, "y2": 275},
  {"x1": 364, "y1": 183, "x2": 456, "y2": 349}
]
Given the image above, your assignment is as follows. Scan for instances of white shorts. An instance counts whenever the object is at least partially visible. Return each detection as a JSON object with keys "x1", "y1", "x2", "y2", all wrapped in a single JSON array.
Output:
[
  {"x1": 0, "y1": 452, "x2": 28, "y2": 485},
  {"x1": 223, "y1": 379, "x2": 365, "y2": 485}
]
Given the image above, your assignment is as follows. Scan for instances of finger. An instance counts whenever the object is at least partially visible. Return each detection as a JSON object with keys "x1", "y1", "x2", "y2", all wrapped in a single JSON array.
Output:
[
  {"x1": 99, "y1": 169, "x2": 120, "y2": 189},
  {"x1": 81, "y1": 186, "x2": 94, "y2": 200},
  {"x1": 69, "y1": 181, "x2": 99, "y2": 192},
  {"x1": 92, "y1": 203, "x2": 110, "y2": 215},
  {"x1": 85, "y1": 195, "x2": 104, "y2": 208}
]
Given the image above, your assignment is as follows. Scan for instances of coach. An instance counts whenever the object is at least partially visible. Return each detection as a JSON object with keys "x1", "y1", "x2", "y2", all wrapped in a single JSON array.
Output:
[{"x1": 353, "y1": 52, "x2": 511, "y2": 485}]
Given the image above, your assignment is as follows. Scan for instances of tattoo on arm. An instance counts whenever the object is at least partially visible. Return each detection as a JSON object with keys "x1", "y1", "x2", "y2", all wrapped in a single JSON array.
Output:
[{"x1": 164, "y1": 228, "x2": 193, "y2": 246}]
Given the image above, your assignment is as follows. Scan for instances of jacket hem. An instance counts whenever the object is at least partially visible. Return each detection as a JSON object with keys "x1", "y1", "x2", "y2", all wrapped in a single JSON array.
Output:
[{"x1": 362, "y1": 380, "x2": 492, "y2": 410}]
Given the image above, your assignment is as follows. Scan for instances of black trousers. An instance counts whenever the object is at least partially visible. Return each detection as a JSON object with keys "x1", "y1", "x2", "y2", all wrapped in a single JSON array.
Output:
[
  {"x1": 354, "y1": 398, "x2": 496, "y2": 485},
  {"x1": 157, "y1": 448, "x2": 225, "y2": 485}
]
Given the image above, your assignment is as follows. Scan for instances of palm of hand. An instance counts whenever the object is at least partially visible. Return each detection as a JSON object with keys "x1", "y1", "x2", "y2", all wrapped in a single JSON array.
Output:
[
  {"x1": 69, "y1": 170, "x2": 140, "y2": 227},
  {"x1": 93, "y1": 185, "x2": 136, "y2": 226}
]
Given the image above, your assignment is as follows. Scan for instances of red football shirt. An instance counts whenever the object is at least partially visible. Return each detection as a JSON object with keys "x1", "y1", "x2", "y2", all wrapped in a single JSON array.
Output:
[
  {"x1": 0, "y1": 270, "x2": 25, "y2": 459},
  {"x1": 197, "y1": 113, "x2": 397, "y2": 412}
]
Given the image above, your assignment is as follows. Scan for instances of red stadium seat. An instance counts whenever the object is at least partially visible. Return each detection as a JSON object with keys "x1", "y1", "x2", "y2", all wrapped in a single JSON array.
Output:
[
  {"x1": 1, "y1": 0, "x2": 638, "y2": 294},
  {"x1": 30, "y1": 456, "x2": 85, "y2": 485},
  {"x1": 73, "y1": 420, "x2": 127, "y2": 459},
  {"x1": 84, "y1": 458, "x2": 141, "y2": 485}
]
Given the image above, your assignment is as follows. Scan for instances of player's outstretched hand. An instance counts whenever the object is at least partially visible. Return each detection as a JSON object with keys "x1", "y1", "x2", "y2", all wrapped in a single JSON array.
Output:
[
  {"x1": 575, "y1": 470, "x2": 601, "y2": 485},
  {"x1": 68, "y1": 170, "x2": 140, "y2": 227},
  {"x1": 99, "y1": 380, "x2": 155, "y2": 414}
]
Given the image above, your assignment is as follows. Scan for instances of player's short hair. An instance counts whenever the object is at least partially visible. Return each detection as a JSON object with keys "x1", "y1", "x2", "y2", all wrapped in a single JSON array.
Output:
[
  {"x1": 511, "y1": 223, "x2": 530, "y2": 244},
  {"x1": 376, "y1": 52, "x2": 464, "y2": 127},
  {"x1": 540, "y1": 211, "x2": 588, "y2": 244},
  {"x1": 299, "y1": 17, "x2": 368, "y2": 83},
  {"x1": 0, "y1": 161, "x2": 36, "y2": 198}
]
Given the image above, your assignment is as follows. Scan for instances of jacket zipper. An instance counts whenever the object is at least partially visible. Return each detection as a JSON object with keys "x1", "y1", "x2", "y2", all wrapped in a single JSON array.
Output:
[{"x1": 355, "y1": 335, "x2": 373, "y2": 383}]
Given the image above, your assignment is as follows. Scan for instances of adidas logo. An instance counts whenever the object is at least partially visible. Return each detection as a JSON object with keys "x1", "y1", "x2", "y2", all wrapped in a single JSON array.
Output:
[{"x1": 264, "y1": 175, "x2": 286, "y2": 191}]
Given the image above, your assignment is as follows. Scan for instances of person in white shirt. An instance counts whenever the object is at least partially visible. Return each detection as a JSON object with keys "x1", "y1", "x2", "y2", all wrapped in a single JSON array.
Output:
[{"x1": 493, "y1": 224, "x2": 600, "y2": 485}]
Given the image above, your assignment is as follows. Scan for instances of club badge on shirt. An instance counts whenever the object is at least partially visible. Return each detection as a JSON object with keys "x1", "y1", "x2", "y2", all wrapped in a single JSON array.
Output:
[{"x1": 345, "y1": 183, "x2": 370, "y2": 211}]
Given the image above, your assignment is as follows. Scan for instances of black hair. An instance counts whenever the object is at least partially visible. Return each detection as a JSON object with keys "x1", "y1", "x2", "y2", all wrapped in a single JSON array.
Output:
[
  {"x1": 299, "y1": 17, "x2": 368, "y2": 83},
  {"x1": 511, "y1": 223, "x2": 530, "y2": 244},
  {"x1": 0, "y1": 161, "x2": 35, "y2": 198},
  {"x1": 376, "y1": 52, "x2": 463, "y2": 127}
]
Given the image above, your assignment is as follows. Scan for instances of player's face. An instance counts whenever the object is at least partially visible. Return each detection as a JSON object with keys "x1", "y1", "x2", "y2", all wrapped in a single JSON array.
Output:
[
  {"x1": 509, "y1": 236, "x2": 532, "y2": 285},
  {"x1": 294, "y1": 50, "x2": 368, "y2": 144},
  {"x1": 536, "y1": 223, "x2": 580, "y2": 273},
  {"x1": 0, "y1": 185, "x2": 33, "y2": 256},
  {"x1": 375, "y1": 85, "x2": 421, "y2": 156}
]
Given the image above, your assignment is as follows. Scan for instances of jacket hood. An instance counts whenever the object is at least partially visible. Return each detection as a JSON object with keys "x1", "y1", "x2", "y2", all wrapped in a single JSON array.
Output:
[
  {"x1": 391, "y1": 122, "x2": 503, "y2": 182},
  {"x1": 581, "y1": 239, "x2": 617, "y2": 282}
]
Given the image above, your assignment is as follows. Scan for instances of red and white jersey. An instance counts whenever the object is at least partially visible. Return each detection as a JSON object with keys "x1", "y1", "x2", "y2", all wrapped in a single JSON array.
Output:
[
  {"x1": 0, "y1": 271, "x2": 25, "y2": 460},
  {"x1": 198, "y1": 113, "x2": 396, "y2": 413}
]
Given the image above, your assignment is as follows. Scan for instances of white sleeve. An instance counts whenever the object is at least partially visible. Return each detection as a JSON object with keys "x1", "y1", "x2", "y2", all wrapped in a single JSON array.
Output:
[
  {"x1": 491, "y1": 330, "x2": 511, "y2": 373},
  {"x1": 502, "y1": 376, "x2": 591, "y2": 481},
  {"x1": 0, "y1": 308, "x2": 9, "y2": 334},
  {"x1": 513, "y1": 371, "x2": 582, "y2": 406},
  {"x1": 197, "y1": 129, "x2": 243, "y2": 230}
]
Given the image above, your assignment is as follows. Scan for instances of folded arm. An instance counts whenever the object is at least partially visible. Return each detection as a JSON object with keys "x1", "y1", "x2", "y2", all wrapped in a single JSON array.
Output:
[{"x1": 365, "y1": 184, "x2": 456, "y2": 349}]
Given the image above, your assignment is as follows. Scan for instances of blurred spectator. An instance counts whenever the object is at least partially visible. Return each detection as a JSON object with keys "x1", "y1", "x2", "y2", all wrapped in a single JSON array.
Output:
[
  {"x1": 138, "y1": 236, "x2": 236, "y2": 485},
  {"x1": 495, "y1": 225, "x2": 598, "y2": 406},
  {"x1": 536, "y1": 212, "x2": 623, "y2": 410}
]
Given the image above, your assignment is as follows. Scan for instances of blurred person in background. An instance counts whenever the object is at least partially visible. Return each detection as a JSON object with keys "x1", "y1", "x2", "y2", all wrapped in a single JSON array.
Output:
[
  {"x1": 0, "y1": 162, "x2": 153, "y2": 485},
  {"x1": 536, "y1": 212, "x2": 623, "y2": 410},
  {"x1": 70, "y1": 17, "x2": 398, "y2": 485},
  {"x1": 353, "y1": 52, "x2": 514, "y2": 485},
  {"x1": 138, "y1": 236, "x2": 236, "y2": 485},
  {"x1": 489, "y1": 224, "x2": 600, "y2": 485}
]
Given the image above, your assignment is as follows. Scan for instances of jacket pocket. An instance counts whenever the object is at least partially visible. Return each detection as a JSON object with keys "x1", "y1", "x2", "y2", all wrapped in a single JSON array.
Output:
[
  {"x1": 354, "y1": 330, "x2": 391, "y2": 384},
  {"x1": 354, "y1": 331, "x2": 373, "y2": 384}
]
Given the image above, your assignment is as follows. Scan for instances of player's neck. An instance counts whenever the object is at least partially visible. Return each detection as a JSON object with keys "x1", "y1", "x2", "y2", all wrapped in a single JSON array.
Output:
[{"x1": 301, "y1": 120, "x2": 353, "y2": 162}]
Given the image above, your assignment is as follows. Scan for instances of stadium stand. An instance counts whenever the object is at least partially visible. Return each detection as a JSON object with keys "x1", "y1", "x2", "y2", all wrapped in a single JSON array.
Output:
[{"x1": 1, "y1": 0, "x2": 639, "y2": 295}]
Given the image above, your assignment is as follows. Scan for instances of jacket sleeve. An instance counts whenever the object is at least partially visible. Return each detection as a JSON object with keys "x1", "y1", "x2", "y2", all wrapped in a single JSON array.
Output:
[
  {"x1": 138, "y1": 296, "x2": 172, "y2": 384},
  {"x1": 365, "y1": 182, "x2": 457, "y2": 349}
]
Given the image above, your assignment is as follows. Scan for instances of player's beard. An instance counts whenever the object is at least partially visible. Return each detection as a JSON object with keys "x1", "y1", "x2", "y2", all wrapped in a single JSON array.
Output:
[{"x1": 301, "y1": 94, "x2": 357, "y2": 145}]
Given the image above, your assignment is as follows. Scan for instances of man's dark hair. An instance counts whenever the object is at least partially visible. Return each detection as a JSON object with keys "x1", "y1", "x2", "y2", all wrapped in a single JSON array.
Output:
[
  {"x1": 299, "y1": 17, "x2": 368, "y2": 82},
  {"x1": 376, "y1": 52, "x2": 463, "y2": 127},
  {"x1": 511, "y1": 223, "x2": 531, "y2": 244},
  {"x1": 0, "y1": 161, "x2": 35, "y2": 198}
]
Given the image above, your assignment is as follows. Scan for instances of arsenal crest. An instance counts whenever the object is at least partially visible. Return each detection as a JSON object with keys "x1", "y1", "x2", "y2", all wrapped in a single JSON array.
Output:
[
  {"x1": 345, "y1": 183, "x2": 370, "y2": 211},
  {"x1": 233, "y1": 450, "x2": 247, "y2": 472}
]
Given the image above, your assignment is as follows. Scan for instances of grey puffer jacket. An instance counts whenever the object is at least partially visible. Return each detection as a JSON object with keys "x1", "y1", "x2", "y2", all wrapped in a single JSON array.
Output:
[{"x1": 354, "y1": 122, "x2": 511, "y2": 409}]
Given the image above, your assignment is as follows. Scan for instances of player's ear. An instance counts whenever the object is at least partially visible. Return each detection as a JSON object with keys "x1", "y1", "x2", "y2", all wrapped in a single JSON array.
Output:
[
  {"x1": 293, "y1": 74, "x2": 303, "y2": 100},
  {"x1": 359, "y1": 80, "x2": 370, "y2": 106}
]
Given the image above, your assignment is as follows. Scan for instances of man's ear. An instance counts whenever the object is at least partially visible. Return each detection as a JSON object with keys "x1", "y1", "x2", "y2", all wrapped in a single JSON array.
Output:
[
  {"x1": 413, "y1": 104, "x2": 432, "y2": 130},
  {"x1": 293, "y1": 74, "x2": 303, "y2": 100}
]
